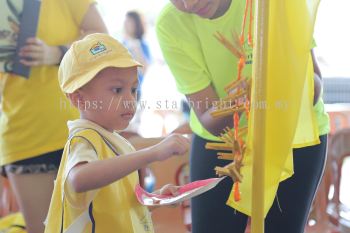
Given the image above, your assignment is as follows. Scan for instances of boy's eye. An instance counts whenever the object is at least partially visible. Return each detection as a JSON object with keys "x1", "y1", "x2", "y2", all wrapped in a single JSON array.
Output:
[
  {"x1": 112, "y1": 88, "x2": 122, "y2": 94},
  {"x1": 132, "y1": 88, "x2": 138, "y2": 94}
]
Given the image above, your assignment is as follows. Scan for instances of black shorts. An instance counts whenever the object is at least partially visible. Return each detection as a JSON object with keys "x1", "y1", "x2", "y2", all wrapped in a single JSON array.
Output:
[{"x1": 2, "y1": 149, "x2": 63, "y2": 176}]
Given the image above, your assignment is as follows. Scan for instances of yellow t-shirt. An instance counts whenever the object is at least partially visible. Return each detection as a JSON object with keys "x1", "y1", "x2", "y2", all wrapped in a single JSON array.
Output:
[
  {"x1": 156, "y1": 2, "x2": 330, "y2": 141},
  {"x1": 0, "y1": 0, "x2": 95, "y2": 165}
]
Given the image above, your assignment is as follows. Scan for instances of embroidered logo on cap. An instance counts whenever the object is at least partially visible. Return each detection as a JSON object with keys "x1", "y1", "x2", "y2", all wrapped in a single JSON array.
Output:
[{"x1": 90, "y1": 42, "x2": 107, "y2": 55}]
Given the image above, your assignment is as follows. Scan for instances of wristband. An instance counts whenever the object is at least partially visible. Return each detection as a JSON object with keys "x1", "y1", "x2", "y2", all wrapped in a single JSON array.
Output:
[{"x1": 58, "y1": 45, "x2": 69, "y2": 64}]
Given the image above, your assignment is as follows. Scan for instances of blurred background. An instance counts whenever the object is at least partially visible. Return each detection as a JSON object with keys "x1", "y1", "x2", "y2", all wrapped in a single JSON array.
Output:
[{"x1": 0, "y1": 0, "x2": 349, "y2": 232}]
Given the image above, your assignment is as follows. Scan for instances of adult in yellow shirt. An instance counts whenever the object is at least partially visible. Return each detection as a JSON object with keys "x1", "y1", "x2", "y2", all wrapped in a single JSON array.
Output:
[
  {"x1": 156, "y1": 0, "x2": 329, "y2": 233},
  {"x1": 0, "y1": 1, "x2": 107, "y2": 233}
]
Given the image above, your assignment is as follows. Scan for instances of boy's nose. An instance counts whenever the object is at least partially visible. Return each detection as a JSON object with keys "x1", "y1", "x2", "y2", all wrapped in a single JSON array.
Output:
[
  {"x1": 182, "y1": 0, "x2": 199, "y2": 11},
  {"x1": 124, "y1": 92, "x2": 136, "y2": 103},
  {"x1": 121, "y1": 93, "x2": 136, "y2": 110}
]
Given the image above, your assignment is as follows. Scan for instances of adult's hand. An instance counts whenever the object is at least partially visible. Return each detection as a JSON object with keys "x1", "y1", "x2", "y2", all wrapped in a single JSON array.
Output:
[
  {"x1": 19, "y1": 3, "x2": 108, "y2": 67},
  {"x1": 186, "y1": 85, "x2": 234, "y2": 136},
  {"x1": 19, "y1": 37, "x2": 62, "y2": 66}
]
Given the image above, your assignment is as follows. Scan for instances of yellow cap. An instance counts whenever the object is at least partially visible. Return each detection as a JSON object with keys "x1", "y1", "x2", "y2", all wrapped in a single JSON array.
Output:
[{"x1": 58, "y1": 33, "x2": 142, "y2": 93}]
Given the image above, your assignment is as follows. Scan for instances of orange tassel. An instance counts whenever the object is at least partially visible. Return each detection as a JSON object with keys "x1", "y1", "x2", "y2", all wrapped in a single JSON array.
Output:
[
  {"x1": 237, "y1": 57, "x2": 245, "y2": 80},
  {"x1": 245, "y1": 96, "x2": 250, "y2": 119},
  {"x1": 248, "y1": 0, "x2": 254, "y2": 47},
  {"x1": 234, "y1": 182, "x2": 241, "y2": 202},
  {"x1": 214, "y1": 31, "x2": 244, "y2": 59},
  {"x1": 240, "y1": 0, "x2": 250, "y2": 45},
  {"x1": 234, "y1": 112, "x2": 240, "y2": 140}
]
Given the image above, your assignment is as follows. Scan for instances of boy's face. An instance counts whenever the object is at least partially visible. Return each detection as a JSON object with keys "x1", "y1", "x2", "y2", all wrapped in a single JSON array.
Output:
[
  {"x1": 75, "y1": 67, "x2": 138, "y2": 131},
  {"x1": 170, "y1": 0, "x2": 230, "y2": 19}
]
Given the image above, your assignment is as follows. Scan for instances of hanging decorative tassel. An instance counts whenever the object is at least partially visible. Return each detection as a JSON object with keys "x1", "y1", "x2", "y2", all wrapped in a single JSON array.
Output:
[
  {"x1": 234, "y1": 182, "x2": 241, "y2": 202},
  {"x1": 207, "y1": 0, "x2": 254, "y2": 203}
]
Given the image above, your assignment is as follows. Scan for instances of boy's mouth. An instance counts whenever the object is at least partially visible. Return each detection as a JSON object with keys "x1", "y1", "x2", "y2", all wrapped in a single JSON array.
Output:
[{"x1": 121, "y1": 112, "x2": 135, "y2": 120}]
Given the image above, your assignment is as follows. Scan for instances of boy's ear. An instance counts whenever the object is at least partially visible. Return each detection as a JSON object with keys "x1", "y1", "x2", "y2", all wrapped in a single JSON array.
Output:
[{"x1": 66, "y1": 91, "x2": 83, "y2": 109}]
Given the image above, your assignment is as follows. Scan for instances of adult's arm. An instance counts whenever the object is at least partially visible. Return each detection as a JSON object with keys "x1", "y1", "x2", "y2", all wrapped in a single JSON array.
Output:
[
  {"x1": 185, "y1": 85, "x2": 233, "y2": 136},
  {"x1": 311, "y1": 49, "x2": 322, "y2": 105},
  {"x1": 157, "y1": 16, "x2": 236, "y2": 136}
]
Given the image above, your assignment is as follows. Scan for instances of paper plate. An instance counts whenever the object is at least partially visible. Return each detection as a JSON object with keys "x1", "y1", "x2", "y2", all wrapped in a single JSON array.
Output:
[{"x1": 135, "y1": 176, "x2": 227, "y2": 206}]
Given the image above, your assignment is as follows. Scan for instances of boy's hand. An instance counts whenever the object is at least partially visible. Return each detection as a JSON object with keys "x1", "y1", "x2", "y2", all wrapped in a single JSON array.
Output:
[
  {"x1": 150, "y1": 184, "x2": 180, "y2": 209},
  {"x1": 155, "y1": 183, "x2": 180, "y2": 196},
  {"x1": 151, "y1": 134, "x2": 190, "y2": 161}
]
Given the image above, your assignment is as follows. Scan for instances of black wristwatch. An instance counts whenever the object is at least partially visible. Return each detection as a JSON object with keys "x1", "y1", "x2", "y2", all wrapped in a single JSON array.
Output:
[{"x1": 57, "y1": 45, "x2": 69, "y2": 64}]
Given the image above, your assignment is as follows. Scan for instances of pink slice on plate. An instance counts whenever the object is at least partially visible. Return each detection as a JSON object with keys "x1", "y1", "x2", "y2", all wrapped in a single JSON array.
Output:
[{"x1": 135, "y1": 176, "x2": 227, "y2": 206}]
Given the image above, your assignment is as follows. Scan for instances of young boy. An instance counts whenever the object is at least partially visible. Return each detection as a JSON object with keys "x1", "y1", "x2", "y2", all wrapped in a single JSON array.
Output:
[{"x1": 44, "y1": 33, "x2": 190, "y2": 233}]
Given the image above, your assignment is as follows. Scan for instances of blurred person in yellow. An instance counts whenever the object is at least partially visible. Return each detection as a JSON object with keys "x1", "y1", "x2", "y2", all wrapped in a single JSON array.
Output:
[
  {"x1": 0, "y1": 1, "x2": 107, "y2": 233},
  {"x1": 156, "y1": 0, "x2": 329, "y2": 233},
  {"x1": 44, "y1": 33, "x2": 189, "y2": 233}
]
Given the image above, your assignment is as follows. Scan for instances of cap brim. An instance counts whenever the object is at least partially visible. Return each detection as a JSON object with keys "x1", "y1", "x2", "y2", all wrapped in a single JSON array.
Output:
[{"x1": 64, "y1": 58, "x2": 142, "y2": 93}]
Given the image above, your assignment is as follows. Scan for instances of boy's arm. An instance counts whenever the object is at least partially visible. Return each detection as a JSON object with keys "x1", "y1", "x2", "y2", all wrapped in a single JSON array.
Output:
[
  {"x1": 67, "y1": 134, "x2": 190, "y2": 193},
  {"x1": 64, "y1": 137, "x2": 99, "y2": 208}
]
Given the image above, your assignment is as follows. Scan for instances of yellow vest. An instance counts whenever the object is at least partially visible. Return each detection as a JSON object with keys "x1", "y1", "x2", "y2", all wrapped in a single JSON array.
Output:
[
  {"x1": 44, "y1": 129, "x2": 154, "y2": 233},
  {"x1": 0, "y1": 212, "x2": 26, "y2": 233}
]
